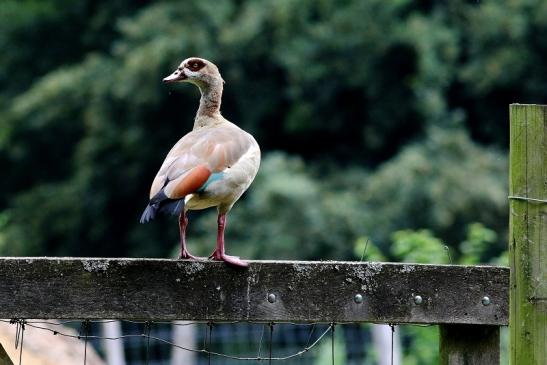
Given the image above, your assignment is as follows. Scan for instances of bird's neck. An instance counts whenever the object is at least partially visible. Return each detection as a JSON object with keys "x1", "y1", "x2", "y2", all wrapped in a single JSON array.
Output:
[{"x1": 194, "y1": 80, "x2": 223, "y2": 127}]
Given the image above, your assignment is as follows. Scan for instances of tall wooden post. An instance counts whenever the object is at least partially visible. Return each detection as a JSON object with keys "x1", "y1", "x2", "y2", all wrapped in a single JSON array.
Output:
[{"x1": 509, "y1": 104, "x2": 547, "y2": 364}]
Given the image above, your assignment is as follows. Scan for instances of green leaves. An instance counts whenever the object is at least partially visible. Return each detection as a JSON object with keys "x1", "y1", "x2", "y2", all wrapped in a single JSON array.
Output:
[
  {"x1": 391, "y1": 229, "x2": 448, "y2": 264},
  {"x1": 0, "y1": 0, "x2": 523, "y2": 263},
  {"x1": 460, "y1": 223, "x2": 498, "y2": 265}
]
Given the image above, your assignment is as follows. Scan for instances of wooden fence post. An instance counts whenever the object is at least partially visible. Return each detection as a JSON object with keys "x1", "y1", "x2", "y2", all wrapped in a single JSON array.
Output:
[
  {"x1": 439, "y1": 325, "x2": 499, "y2": 365},
  {"x1": 509, "y1": 104, "x2": 547, "y2": 365}
]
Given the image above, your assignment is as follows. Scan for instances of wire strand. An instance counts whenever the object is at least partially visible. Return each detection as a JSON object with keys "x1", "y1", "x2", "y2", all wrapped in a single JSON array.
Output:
[
  {"x1": 304, "y1": 324, "x2": 316, "y2": 348},
  {"x1": 256, "y1": 323, "x2": 265, "y2": 360},
  {"x1": 390, "y1": 324, "x2": 395, "y2": 365},
  {"x1": 508, "y1": 195, "x2": 547, "y2": 203},
  {"x1": 144, "y1": 321, "x2": 151, "y2": 365},
  {"x1": 269, "y1": 323, "x2": 273, "y2": 365},
  {"x1": 208, "y1": 322, "x2": 213, "y2": 365},
  {"x1": 2, "y1": 319, "x2": 334, "y2": 362},
  {"x1": 82, "y1": 321, "x2": 89, "y2": 365},
  {"x1": 331, "y1": 323, "x2": 335, "y2": 365},
  {"x1": 19, "y1": 323, "x2": 24, "y2": 365}
]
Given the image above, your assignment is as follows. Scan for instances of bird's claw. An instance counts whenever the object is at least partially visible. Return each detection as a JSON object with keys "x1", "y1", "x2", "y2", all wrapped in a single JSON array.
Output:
[
  {"x1": 209, "y1": 251, "x2": 249, "y2": 267},
  {"x1": 179, "y1": 250, "x2": 206, "y2": 261}
]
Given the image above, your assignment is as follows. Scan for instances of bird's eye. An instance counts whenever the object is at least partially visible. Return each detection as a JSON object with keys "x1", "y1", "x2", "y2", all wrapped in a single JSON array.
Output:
[{"x1": 186, "y1": 60, "x2": 204, "y2": 71}]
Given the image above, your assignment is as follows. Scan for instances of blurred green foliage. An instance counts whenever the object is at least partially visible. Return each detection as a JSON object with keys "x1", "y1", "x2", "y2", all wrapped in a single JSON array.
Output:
[
  {"x1": 190, "y1": 128, "x2": 506, "y2": 261},
  {"x1": 0, "y1": 0, "x2": 539, "y2": 361},
  {"x1": 391, "y1": 229, "x2": 448, "y2": 264},
  {"x1": 2, "y1": 0, "x2": 537, "y2": 260}
]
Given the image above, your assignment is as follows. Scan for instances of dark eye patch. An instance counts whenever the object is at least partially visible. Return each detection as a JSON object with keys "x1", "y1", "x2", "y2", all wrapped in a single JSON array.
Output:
[{"x1": 187, "y1": 59, "x2": 205, "y2": 71}]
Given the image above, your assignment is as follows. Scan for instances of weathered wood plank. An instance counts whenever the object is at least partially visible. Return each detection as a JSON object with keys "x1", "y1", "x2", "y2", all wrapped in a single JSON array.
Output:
[
  {"x1": 509, "y1": 104, "x2": 547, "y2": 364},
  {"x1": 439, "y1": 324, "x2": 499, "y2": 365},
  {"x1": 0, "y1": 258, "x2": 508, "y2": 324}
]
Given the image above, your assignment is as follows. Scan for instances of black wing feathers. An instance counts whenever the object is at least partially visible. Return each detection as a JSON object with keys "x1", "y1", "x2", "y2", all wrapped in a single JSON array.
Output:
[{"x1": 139, "y1": 190, "x2": 185, "y2": 223}]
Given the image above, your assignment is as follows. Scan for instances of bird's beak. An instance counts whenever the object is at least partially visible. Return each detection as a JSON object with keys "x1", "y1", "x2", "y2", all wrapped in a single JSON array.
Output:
[{"x1": 163, "y1": 69, "x2": 187, "y2": 83}]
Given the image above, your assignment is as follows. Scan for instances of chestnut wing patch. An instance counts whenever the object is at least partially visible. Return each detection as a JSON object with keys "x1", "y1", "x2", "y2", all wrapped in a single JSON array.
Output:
[
  {"x1": 165, "y1": 164, "x2": 212, "y2": 199},
  {"x1": 148, "y1": 125, "x2": 252, "y2": 198}
]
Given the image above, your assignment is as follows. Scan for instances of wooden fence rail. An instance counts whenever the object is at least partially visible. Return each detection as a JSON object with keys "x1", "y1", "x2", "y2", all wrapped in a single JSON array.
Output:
[
  {"x1": 0, "y1": 258, "x2": 508, "y2": 364},
  {"x1": 0, "y1": 258, "x2": 508, "y2": 324}
]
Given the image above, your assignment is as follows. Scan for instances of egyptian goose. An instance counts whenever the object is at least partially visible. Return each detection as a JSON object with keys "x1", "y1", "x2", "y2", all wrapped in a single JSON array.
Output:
[{"x1": 140, "y1": 57, "x2": 261, "y2": 267}]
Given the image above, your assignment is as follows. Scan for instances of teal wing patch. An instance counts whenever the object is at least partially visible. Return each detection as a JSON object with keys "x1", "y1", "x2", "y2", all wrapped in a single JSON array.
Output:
[{"x1": 196, "y1": 172, "x2": 225, "y2": 193}]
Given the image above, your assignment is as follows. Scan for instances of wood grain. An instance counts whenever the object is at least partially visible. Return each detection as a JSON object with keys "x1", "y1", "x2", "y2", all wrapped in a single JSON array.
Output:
[
  {"x1": 509, "y1": 104, "x2": 547, "y2": 364},
  {"x1": 0, "y1": 258, "x2": 508, "y2": 324},
  {"x1": 439, "y1": 324, "x2": 499, "y2": 365}
]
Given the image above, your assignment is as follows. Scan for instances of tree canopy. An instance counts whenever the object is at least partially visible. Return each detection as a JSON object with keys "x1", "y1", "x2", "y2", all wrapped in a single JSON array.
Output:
[{"x1": 2, "y1": 0, "x2": 544, "y2": 264}]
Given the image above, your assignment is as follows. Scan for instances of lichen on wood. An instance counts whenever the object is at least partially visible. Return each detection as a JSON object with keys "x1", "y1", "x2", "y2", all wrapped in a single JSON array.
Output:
[{"x1": 0, "y1": 258, "x2": 508, "y2": 324}]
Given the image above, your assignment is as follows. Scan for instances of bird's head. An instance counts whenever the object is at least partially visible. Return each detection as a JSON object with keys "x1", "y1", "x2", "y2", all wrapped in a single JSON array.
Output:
[{"x1": 163, "y1": 57, "x2": 223, "y2": 89}]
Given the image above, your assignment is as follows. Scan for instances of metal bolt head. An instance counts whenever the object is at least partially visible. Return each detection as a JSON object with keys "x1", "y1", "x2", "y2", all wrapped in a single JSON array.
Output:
[
  {"x1": 481, "y1": 296, "x2": 491, "y2": 306},
  {"x1": 267, "y1": 293, "x2": 276, "y2": 303},
  {"x1": 354, "y1": 294, "x2": 364, "y2": 304},
  {"x1": 414, "y1": 295, "x2": 423, "y2": 305}
]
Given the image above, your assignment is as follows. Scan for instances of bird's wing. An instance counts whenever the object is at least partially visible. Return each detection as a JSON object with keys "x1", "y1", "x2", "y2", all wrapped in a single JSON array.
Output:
[{"x1": 149, "y1": 125, "x2": 253, "y2": 200}]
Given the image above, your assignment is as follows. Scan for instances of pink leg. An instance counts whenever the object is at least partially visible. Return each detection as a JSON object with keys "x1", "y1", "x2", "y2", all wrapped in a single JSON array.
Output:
[
  {"x1": 209, "y1": 213, "x2": 248, "y2": 267},
  {"x1": 178, "y1": 212, "x2": 202, "y2": 260}
]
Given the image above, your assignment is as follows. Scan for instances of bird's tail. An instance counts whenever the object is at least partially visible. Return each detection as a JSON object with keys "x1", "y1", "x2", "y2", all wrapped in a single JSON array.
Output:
[
  {"x1": 140, "y1": 204, "x2": 157, "y2": 223},
  {"x1": 139, "y1": 190, "x2": 185, "y2": 223}
]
